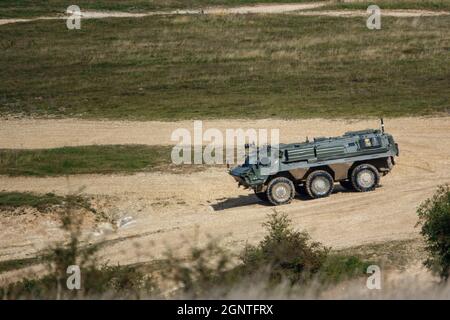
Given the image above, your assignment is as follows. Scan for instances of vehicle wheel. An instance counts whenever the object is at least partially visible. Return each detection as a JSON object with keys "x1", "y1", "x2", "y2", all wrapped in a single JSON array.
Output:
[
  {"x1": 350, "y1": 164, "x2": 380, "y2": 192},
  {"x1": 339, "y1": 180, "x2": 354, "y2": 191},
  {"x1": 305, "y1": 170, "x2": 334, "y2": 199},
  {"x1": 266, "y1": 177, "x2": 295, "y2": 206},
  {"x1": 254, "y1": 191, "x2": 268, "y2": 202}
]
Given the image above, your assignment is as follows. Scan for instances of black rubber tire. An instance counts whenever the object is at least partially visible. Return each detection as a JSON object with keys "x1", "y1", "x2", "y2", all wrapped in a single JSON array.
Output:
[
  {"x1": 305, "y1": 170, "x2": 334, "y2": 199},
  {"x1": 350, "y1": 163, "x2": 380, "y2": 192},
  {"x1": 266, "y1": 177, "x2": 295, "y2": 206},
  {"x1": 254, "y1": 191, "x2": 268, "y2": 202},
  {"x1": 339, "y1": 180, "x2": 354, "y2": 191}
]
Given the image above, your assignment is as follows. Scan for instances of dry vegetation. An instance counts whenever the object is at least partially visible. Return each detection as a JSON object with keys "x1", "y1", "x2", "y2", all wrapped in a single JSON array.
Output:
[
  {"x1": 1, "y1": 14, "x2": 448, "y2": 119},
  {"x1": 318, "y1": 0, "x2": 450, "y2": 11},
  {"x1": 0, "y1": 211, "x2": 371, "y2": 299}
]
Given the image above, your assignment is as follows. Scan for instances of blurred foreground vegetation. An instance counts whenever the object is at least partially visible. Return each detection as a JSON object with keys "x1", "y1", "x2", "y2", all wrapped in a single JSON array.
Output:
[{"x1": 0, "y1": 211, "x2": 371, "y2": 299}]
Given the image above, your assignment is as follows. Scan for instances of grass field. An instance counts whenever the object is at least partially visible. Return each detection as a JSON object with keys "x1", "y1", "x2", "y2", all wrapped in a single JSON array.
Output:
[
  {"x1": 1, "y1": 14, "x2": 449, "y2": 120},
  {"x1": 0, "y1": 191, "x2": 91, "y2": 213},
  {"x1": 317, "y1": 0, "x2": 450, "y2": 11},
  {"x1": 0, "y1": 145, "x2": 174, "y2": 176},
  {"x1": 0, "y1": 0, "x2": 317, "y2": 18},
  {"x1": 0, "y1": 191, "x2": 64, "y2": 208}
]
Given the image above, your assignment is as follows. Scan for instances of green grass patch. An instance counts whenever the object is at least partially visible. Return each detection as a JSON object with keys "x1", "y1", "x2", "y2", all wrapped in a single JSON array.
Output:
[
  {"x1": 319, "y1": 0, "x2": 450, "y2": 11},
  {"x1": 0, "y1": 0, "x2": 318, "y2": 18},
  {"x1": 0, "y1": 192, "x2": 64, "y2": 209},
  {"x1": 336, "y1": 238, "x2": 426, "y2": 270},
  {"x1": 0, "y1": 15, "x2": 449, "y2": 119},
  {"x1": 0, "y1": 191, "x2": 92, "y2": 212},
  {"x1": 0, "y1": 145, "x2": 173, "y2": 176},
  {"x1": 319, "y1": 254, "x2": 372, "y2": 283}
]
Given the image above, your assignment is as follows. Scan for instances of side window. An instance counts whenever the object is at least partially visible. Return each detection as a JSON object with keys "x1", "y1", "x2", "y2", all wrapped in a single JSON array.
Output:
[{"x1": 359, "y1": 137, "x2": 381, "y2": 149}]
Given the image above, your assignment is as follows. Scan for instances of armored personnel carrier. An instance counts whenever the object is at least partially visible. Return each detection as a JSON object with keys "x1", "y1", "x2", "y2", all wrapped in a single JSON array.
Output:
[{"x1": 229, "y1": 120, "x2": 399, "y2": 206}]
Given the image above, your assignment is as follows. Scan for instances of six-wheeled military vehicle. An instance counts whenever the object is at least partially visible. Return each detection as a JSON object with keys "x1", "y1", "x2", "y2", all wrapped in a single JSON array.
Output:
[{"x1": 229, "y1": 120, "x2": 399, "y2": 206}]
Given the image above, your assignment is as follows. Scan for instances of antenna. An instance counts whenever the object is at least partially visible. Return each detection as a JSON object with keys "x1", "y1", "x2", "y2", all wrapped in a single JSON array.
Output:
[{"x1": 380, "y1": 118, "x2": 385, "y2": 133}]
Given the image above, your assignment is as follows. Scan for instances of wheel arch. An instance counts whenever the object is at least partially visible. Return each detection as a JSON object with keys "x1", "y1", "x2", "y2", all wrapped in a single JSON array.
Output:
[
  {"x1": 267, "y1": 171, "x2": 297, "y2": 184},
  {"x1": 259, "y1": 171, "x2": 297, "y2": 193},
  {"x1": 349, "y1": 157, "x2": 390, "y2": 175},
  {"x1": 305, "y1": 165, "x2": 336, "y2": 181}
]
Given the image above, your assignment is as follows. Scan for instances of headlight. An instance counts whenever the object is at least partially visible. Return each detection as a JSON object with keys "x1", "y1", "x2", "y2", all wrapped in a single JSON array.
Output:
[{"x1": 259, "y1": 157, "x2": 271, "y2": 166}]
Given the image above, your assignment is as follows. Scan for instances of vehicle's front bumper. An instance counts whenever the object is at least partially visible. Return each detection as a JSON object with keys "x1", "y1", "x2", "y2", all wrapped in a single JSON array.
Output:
[{"x1": 231, "y1": 174, "x2": 247, "y2": 186}]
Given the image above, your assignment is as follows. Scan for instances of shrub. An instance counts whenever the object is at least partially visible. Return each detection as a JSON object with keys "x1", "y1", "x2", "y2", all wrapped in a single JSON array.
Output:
[
  {"x1": 417, "y1": 184, "x2": 450, "y2": 280},
  {"x1": 240, "y1": 212, "x2": 329, "y2": 285},
  {"x1": 318, "y1": 254, "x2": 371, "y2": 284},
  {"x1": 161, "y1": 212, "x2": 370, "y2": 297}
]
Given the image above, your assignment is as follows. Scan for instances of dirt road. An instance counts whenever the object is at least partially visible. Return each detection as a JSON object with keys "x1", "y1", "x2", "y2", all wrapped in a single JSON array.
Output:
[
  {"x1": 1, "y1": 2, "x2": 448, "y2": 26},
  {"x1": 0, "y1": 3, "x2": 327, "y2": 26},
  {"x1": 295, "y1": 9, "x2": 450, "y2": 17},
  {"x1": 1, "y1": 117, "x2": 449, "y2": 267},
  {"x1": 1, "y1": 117, "x2": 448, "y2": 148}
]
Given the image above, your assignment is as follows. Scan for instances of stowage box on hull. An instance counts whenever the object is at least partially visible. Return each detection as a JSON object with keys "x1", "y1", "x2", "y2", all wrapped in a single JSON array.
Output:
[{"x1": 282, "y1": 129, "x2": 393, "y2": 163}]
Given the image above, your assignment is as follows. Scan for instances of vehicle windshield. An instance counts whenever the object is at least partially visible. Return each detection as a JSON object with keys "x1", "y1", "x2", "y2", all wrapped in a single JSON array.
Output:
[{"x1": 243, "y1": 152, "x2": 256, "y2": 167}]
